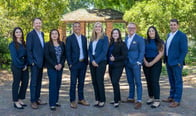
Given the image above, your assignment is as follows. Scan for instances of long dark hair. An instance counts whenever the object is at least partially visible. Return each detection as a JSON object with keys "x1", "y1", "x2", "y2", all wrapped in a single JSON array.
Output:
[
  {"x1": 12, "y1": 27, "x2": 25, "y2": 49},
  {"x1": 49, "y1": 29, "x2": 60, "y2": 44},
  {"x1": 110, "y1": 28, "x2": 122, "y2": 45},
  {"x1": 147, "y1": 26, "x2": 163, "y2": 51}
]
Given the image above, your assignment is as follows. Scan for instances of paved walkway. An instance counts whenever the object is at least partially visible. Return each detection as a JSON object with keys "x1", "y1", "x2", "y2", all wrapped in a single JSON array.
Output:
[{"x1": 0, "y1": 66, "x2": 196, "y2": 116}]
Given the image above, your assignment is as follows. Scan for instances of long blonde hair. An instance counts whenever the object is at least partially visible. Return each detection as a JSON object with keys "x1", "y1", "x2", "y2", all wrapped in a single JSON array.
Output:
[{"x1": 90, "y1": 22, "x2": 105, "y2": 41}]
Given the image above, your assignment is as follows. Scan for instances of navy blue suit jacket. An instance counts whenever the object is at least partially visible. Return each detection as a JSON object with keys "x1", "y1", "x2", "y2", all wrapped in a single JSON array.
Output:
[
  {"x1": 66, "y1": 34, "x2": 88, "y2": 66},
  {"x1": 164, "y1": 30, "x2": 188, "y2": 66},
  {"x1": 88, "y1": 36, "x2": 109, "y2": 64},
  {"x1": 44, "y1": 41, "x2": 66, "y2": 69},
  {"x1": 125, "y1": 34, "x2": 145, "y2": 65},
  {"x1": 26, "y1": 29, "x2": 45, "y2": 68},
  {"x1": 9, "y1": 42, "x2": 28, "y2": 68}
]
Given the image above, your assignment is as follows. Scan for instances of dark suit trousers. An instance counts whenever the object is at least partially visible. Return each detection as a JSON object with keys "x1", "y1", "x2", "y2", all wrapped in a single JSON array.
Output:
[
  {"x1": 90, "y1": 61, "x2": 107, "y2": 102},
  {"x1": 166, "y1": 63, "x2": 183, "y2": 103},
  {"x1": 30, "y1": 65, "x2": 43, "y2": 102},
  {"x1": 48, "y1": 69, "x2": 62, "y2": 106},
  {"x1": 143, "y1": 58, "x2": 162, "y2": 99},
  {"x1": 11, "y1": 65, "x2": 29, "y2": 101},
  {"x1": 69, "y1": 62, "x2": 87, "y2": 102},
  {"x1": 109, "y1": 64, "x2": 124, "y2": 103}
]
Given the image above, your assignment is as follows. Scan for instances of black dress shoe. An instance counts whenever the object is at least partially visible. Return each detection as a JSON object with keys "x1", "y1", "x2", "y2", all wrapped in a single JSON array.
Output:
[{"x1": 14, "y1": 103, "x2": 24, "y2": 109}]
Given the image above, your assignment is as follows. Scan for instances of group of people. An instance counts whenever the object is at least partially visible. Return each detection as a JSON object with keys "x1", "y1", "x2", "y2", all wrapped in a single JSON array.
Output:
[{"x1": 9, "y1": 18, "x2": 188, "y2": 111}]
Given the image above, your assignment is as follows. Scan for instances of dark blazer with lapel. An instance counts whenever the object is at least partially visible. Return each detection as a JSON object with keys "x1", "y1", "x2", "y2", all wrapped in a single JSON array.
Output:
[
  {"x1": 107, "y1": 42, "x2": 128, "y2": 67},
  {"x1": 26, "y1": 29, "x2": 45, "y2": 68},
  {"x1": 125, "y1": 34, "x2": 145, "y2": 65},
  {"x1": 66, "y1": 34, "x2": 88, "y2": 66},
  {"x1": 44, "y1": 41, "x2": 66, "y2": 69},
  {"x1": 89, "y1": 36, "x2": 109, "y2": 64},
  {"x1": 164, "y1": 30, "x2": 188, "y2": 66},
  {"x1": 9, "y1": 42, "x2": 28, "y2": 68}
]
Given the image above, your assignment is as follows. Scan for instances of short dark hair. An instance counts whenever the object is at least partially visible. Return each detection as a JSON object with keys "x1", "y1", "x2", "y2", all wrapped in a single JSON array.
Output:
[
  {"x1": 72, "y1": 22, "x2": 80, "y2": 27},
  {"x1": 32, "y1": 17, "x2": 42, "y2": 24},
  {"x1": 170, "y1": 19, "x2": 179, "y2": 24}
]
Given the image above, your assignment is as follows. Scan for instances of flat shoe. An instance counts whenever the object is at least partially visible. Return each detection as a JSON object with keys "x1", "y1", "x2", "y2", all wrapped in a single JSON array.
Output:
[
  {"x1": 50, "y1": 106, "x2": 56, "y2": 111},
  {"x1": 146, "y1": 98, "x2": 154, "y2": 105},
  {"x1": 97, "y1": 102, "x2": 105, "y2": 107},
  {"x1": 114, "y1": 103, "x2": 119, "y2": 108},
  {"x1": 14, "y1": 103, "x2": 24, "y2": 109},
  {"x1": 151, "y1": 102, "x2": 160, "y2": 108},
  {"x1": 20, "y1": 103, "x2": 27, "y2": 107},
  {"x1": 56, "y1": 103, "x2": 61, "y2": 107}
]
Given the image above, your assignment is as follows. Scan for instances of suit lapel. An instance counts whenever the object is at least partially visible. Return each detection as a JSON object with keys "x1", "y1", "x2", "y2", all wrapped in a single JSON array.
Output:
[
  {"x1": 33, "y1": 29, "x2": 43, "y2": 48},
  {"x1": 95, "y1": 39, "x2": 100, "y2": 52},
  {"x1": 125, "y1": 36, "x2": 128, "y2": 49},
  {"x1": 129, "y1": 34, "x2": 136, "y2": 50},
  {"x1": 72, "y1": 34, "x2": 80, "y2": 49},
  {"x1": 168, "y1": 31, "x2": 178, "y2": 51}
]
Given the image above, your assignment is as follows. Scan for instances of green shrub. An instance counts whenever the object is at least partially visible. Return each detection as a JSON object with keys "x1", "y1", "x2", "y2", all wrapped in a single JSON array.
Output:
[{"x1": 0, "y1": 37, "x2": 11, "y2": 69}]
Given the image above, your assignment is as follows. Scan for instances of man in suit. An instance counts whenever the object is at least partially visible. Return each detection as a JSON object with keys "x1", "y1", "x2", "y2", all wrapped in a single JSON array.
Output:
[
  {"x1": 26, "y1": 18, "x2": 47, "y2": 109},
  {"x1": 66, "y1": 22, "x2": 89, "y2": 109},
  {"x1": 162, "y1": 19, "x2": 188, "y2": 107},
  {"x1": 124, "y1": 22, "x2": 145, "y2": 109}
]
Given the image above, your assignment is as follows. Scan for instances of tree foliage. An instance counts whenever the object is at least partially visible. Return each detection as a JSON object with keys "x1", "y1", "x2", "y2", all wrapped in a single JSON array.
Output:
[
  {"x1": 123, "y1": 0, "x2": 196, "y2": 63},
  {"x1": 123, "y1": 0, "x2": 196, "y2": 40},
  {"x1": 93, "y1": 0, "x2": 139, "y2": 12},
  {"x1": 0, "y1": 0, "x2": 195, "y2": 67}
]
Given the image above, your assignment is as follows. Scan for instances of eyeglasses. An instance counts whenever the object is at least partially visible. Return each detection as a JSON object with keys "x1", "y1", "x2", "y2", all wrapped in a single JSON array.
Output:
[{"x1": 127, "y1": 27, "x2": 136, "y2": 30}]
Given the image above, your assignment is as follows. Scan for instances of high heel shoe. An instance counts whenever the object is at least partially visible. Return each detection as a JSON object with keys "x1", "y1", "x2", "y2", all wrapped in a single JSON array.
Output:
[
  {"x1": 14, "y1": 103, "x2": 24, "y2": 109},
  {"x1": 50, "y1": 106, "x2": 56, "y2": 111},
  {"x1": 18, "y1": 100, "x2": 27, "y2": 107},
  {"x1": 93, "y1": 101, "x2": 99, "y2": 107},
  {"x1": 56, "y1": 103, "x2": 61, "y2": 107},
  {"x1": 151, "y1": 101, "x2": 160, "y2": 108},
  {"x1": 20, "y1": 103, "x2": 27, "y2": 107},
  {"x1": 97, "y1": 102, "x2": 105, "y2": 107},
  {"x1": 114, "y1": 103, "x2": 119, "y2": 108}
]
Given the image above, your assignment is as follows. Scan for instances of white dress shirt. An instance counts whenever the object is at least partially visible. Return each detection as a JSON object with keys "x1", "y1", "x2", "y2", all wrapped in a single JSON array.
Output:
[
  {"x1": 36, "y1": 30, "x2": 44, "y2": 48},
  {"x1": 166, "y1": 30, "x2": 178, "y2": 56},
  {"x1": 127, "y1": 33, "x2": 135, "y2": 49},
  {"x1": 92, "y1": 39, "x2": 98, "y2": 55},
  {"x1": 75, "y1": 33, "x2": 84, "y2": 60}
]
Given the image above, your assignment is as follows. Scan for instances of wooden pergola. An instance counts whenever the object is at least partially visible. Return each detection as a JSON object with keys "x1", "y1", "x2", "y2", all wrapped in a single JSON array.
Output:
[{"x1": 59, "y1": 8, "x2": 126, "y2": 41}]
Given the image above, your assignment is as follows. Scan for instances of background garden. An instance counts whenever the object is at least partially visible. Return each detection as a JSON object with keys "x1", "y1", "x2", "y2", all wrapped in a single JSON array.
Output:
[{"x1": 0, "y1": 0, "x2": 195, "y2": 71}]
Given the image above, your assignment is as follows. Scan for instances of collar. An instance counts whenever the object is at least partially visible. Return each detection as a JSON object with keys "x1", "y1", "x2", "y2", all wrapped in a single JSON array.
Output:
[{"x1": 128, "y1": 33, "x2": 136, "y2": 39}]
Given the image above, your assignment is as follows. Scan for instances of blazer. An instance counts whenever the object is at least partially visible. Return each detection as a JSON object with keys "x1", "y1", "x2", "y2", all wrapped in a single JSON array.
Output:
[
  {"x1": 125, "y1": 34, "x2": 145, "y2": 65},
  {"x1": 164, "y1": 30, "x2": 188, "y2": 66},
  {"x1": 107, "y1": 42, "x2": 128, "y2": 67},
  {"x1": 9, "y1": 42, "x2": 28, "y2": 68},
  {"x1": 89, "y1": 35, "x2": 109, "y2": 64},
  {"x1": 26, "y1": 29, "x2": 45, "y2": 68},
  {"x1": 44, "y1": 41, "x2": 66, "y2": 69},
  {"x1": 66, "y1": 34, "x2": 88, "y2": 66}
]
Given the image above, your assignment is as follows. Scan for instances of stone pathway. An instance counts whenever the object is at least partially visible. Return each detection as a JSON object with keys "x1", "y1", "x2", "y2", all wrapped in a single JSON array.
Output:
[{"x1": 0, "y1": 66, "x2": 196, "y2": 116}]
